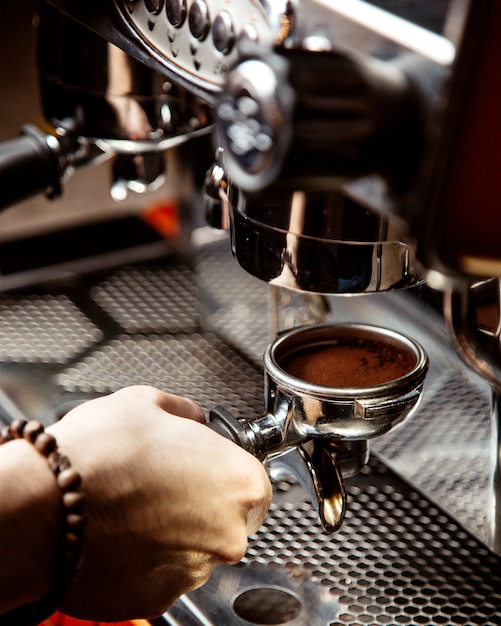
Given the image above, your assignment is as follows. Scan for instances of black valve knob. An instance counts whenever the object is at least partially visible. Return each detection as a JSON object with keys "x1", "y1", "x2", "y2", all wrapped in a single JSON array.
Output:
[{"x1": 0, "y1": 125, "x2": 63, "y2": 212}]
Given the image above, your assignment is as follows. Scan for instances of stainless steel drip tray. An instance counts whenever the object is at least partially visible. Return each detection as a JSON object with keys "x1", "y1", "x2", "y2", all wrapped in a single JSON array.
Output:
[
  {"x1": 0, "y1": 241, "x2": 500, "y2": 624},
  {"x1": 166, "y1": 457, "x2": 501, "y2": 625},
  {"x1": 168, "y1": 562, "x2": 340, "y2": 625}
]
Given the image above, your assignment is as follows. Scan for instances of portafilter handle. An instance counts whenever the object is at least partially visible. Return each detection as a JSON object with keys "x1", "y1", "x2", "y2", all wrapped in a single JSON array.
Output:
[{"x1": 208, "y1": 406, "x2": 347, "y2": 533}]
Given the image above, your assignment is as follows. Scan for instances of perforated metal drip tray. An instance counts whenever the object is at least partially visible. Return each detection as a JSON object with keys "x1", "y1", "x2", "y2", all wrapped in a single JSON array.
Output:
[
  {"x1": 168, "y1": 458, "x2": 501, "y2": 625},
  {"x1": 0, "y1": 239, "x2": 500, "y2": 624}
]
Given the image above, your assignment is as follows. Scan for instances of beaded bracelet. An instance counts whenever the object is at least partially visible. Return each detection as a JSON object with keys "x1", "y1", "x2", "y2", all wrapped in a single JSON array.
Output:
[{"x1": 0, "y1": 419, "x2": 86, "y2": 626}]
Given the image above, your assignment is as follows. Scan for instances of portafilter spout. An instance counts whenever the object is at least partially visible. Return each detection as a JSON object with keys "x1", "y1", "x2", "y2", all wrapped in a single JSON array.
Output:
[{"x1": 209, "y1": 323, "x2": 429, "y2": 532}]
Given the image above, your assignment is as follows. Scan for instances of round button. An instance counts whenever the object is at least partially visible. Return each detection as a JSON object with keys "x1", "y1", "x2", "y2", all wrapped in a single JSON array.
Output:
[
  {"x1": 189, "y1": 0, "x2": 210, "y2": 40},
  {"x1": 166, "y1": 0, "x2": 186, "y2": 26},
  {"x1": 212, "y1": 11, "x2": 235, "y2": 54},
  {"x1": 145, "y1": 0, "x2": 164, "y2": 14},
  {"x1": 238, "y1": 23, "x2": 259, "y2": 45}
]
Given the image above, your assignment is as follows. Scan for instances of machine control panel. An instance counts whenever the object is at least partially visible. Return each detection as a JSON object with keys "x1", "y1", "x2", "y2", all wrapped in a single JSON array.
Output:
[{"x1": 114, "y1": 0, "x2": 276, "y2": 91}]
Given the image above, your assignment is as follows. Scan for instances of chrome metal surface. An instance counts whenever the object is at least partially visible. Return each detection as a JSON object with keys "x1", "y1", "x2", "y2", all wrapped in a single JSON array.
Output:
[
  {"x1": 210, "y1": 322, "x2": 428, "y2": 532},
  {"x1": 114, "y1": 0, "x2": 277, "y2": 91},
  {"x1": 227, "y1": 187, "x2": 421, "y2": 294},
  {"x1": 0, "y1": 240, "x2": 500, "y2": 623},
  {"x1": 215, "y1": 54, "x2": 294, "y2": 192},
  {"x1": 443, "y1": 278, "x2": 501, "y2": 553},
  {"x1": 35, "y1": 0, "x2": 213, "y2": 204},
  {"x1": 444, "y1": 279, "x2": 501, "y2": 390},
  {"x1": 39, "y1": 1, "x2": 213, "y2": 150},
  {"x1": 0, "y1": 294, "x2": 103, "y2": 363},
  {"x1": 215, "y1": 46, "x2": 427, "y2": 195},
  {"x1": 170, "y1": 457, "x2": 501, "y2": 625},
  {"x1": 44, "y1": 0, "x2": 457, "y2": 96},
  {"x1": 167, "y1": 562, "x2": 340, "y2": 625},
  {"x1": 264, "y1": 323, "x2": 428, "y2": 439}
]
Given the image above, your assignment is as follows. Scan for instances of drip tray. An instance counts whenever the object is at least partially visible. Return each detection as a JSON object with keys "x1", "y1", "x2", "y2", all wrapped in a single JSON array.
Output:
[
  {"x1": 0, "y1": 238, "x2": 500, "y2": 624},
  {"x1": 167, "y1": 457, "x2": 501, "y2": 625},
  {"x1": 170, "y1": 562, "x2": 339, "y2": 625}
]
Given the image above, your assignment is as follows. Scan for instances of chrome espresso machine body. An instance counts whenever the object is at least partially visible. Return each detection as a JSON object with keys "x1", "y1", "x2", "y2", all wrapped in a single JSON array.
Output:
[{"x1": 1, "y1": 0, "x2": 501, "y2": 624}]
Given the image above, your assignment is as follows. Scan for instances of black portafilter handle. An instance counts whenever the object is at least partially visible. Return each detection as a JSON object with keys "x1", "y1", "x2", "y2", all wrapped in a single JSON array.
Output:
[{"x1": 0, "y1": 124, "x2": 66, "y2": 211}]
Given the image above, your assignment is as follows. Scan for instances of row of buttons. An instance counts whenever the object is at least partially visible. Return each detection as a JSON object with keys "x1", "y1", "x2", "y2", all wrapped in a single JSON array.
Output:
[
  {"x1": 121, "y1": 0, "x2": 270, "y2": 89},
  {"x1": 131, "y1": 0, "x2": 256, "y2": 55}
]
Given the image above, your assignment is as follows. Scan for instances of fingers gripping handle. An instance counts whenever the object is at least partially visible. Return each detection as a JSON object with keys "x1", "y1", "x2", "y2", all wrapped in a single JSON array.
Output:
[
  {"x1": 208, "y1": 406, "x2": 268, "y2": 462},
  {"x1": 208, "y1": 406, "x2": 346, "y2": 532}
]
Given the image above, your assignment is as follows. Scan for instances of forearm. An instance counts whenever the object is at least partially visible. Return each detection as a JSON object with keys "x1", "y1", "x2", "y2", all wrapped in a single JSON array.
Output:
[{"x1": 0, "y1": 439, "x2": 60, "y2": 614}]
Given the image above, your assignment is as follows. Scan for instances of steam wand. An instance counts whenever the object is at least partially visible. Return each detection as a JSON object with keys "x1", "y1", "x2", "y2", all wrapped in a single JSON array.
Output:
[{"x1": 0, "y1": 116, "x2": 211, "y2": 212}]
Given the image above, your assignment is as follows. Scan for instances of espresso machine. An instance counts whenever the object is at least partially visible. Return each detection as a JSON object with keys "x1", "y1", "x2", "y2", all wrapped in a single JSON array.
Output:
[{"x1": 1, "y1": 0, "x2": 501, "y2": 623}]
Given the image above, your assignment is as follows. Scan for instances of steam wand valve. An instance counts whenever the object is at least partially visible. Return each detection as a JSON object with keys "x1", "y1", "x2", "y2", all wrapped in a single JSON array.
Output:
[
  {"x1": 0, "y1": 125, "x2": 64, "y2": 211},
  {"x1": 208, "y1": 406, "x2": 347, "y2": 533}
]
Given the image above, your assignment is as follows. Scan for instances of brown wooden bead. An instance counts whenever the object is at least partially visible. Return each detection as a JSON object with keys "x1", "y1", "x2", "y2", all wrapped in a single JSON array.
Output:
[
  {"x1": 62, "y1": 491, "x2": 86, "y2": 512},
  {"x1": 58, "y1": 454, "x2": 71, "y2": 473},
  {"x1": 64, "y1": 521, "x2": 85, "y2": 538},
  {"x1": 66, "y1": 513, "x2": 86, "y2": 530},
  {"x1": 9, "y1": 419, "x2": 27, "y2": 438},
  {"x1": 65, "y1": 531, "x2": 83, "y2": 548},
  {"x1": 48, "y1": 451, "x2": 69, "y2": 473},
  {"x1": 34, "y1": 431, "x2": 57, "y2": 456},
  {"x1": 57, "y1": 467, "x2": 82, "y2": 491},
  {"x1": 0, "y1": 426, "x2": 13, "y2": 443},
  {"x1": 63, "y1": 549, "x2": 83, "y2": 567},
  {"x1": 23, "y1": 420, "x2": 44, "y2": 443}
]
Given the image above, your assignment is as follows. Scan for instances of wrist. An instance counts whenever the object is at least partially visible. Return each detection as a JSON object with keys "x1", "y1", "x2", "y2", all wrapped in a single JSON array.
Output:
[
  {"x1": 0, "y1": 419, "x2": 86, "y2": 625},
  {"x1": 0, "y1": 439, "x2": 60, "y2": 611}
]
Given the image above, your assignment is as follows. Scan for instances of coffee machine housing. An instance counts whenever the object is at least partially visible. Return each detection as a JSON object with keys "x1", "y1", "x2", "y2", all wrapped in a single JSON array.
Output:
[{"x1": 30, "y1": 0, "x2": 501, "y2": 293}]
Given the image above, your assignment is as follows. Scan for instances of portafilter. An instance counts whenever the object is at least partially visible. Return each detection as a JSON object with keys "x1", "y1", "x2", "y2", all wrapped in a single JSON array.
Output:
[{"x1": 209, "y1": 322, "x2": 429, "y2": 532}]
